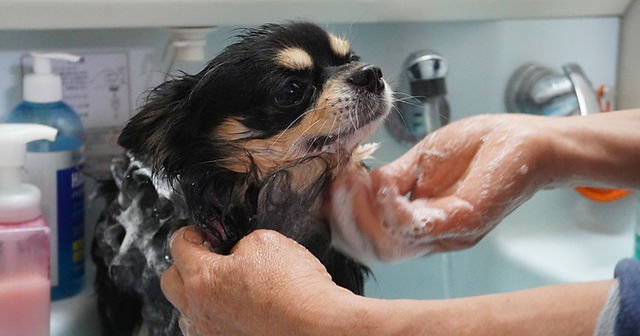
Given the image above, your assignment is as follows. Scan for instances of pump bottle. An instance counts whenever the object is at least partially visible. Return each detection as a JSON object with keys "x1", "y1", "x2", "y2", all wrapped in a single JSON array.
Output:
[
  {"x1": 0, "y1": 124, "x2": 57, "y2": 336},
  {"x1": 635, "y1": 194, "x2": 640, "y2": 261},
  {"x1": 4, "y1": 52, "x2": 85, "y2": 300}
]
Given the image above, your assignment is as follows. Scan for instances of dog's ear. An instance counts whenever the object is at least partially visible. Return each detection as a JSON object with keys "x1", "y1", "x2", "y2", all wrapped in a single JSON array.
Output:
[{"x1": 119, "y1": 75, "x2": 202, "y2": 175}]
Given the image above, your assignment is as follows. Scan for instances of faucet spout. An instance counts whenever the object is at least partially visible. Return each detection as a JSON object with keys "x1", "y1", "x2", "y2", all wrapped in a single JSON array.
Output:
[
  {"x1": 386, "y1": 50, "x2": 450, "y2": 146},
  {"x1": 562, "y1": 64, "x2": 600, "y2": 116}
]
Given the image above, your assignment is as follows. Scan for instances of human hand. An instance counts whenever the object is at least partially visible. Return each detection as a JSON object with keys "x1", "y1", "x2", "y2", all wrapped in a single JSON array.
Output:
[
  {"x1": 330, "y1": 114, "x2": 555, "y2": 263},
  {"x1": 160, "y1": 226, "x2": 356, "y2": 336}
]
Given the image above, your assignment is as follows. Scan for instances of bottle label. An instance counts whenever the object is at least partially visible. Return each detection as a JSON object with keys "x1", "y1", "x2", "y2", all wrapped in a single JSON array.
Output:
[{"x1": 25, "y1": 147, "x2": 84, "y2": 288}]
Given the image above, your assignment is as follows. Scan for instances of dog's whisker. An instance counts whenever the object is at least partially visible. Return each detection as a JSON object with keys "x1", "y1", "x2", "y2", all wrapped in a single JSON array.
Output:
[
  {"x1": 390, "y1": 105, "x2": 410, "y2": 128},
  {"x1": 345, "y1": 98, "x2": 357, "y2": 132},
  {"x1": 354, "y1": 98, "x2": 361, "y2": 130},
  {"x1": 393, "y1": 96, "x2": 421, "y2": 103},
  {"x1": 321, "y1": 113, "x2": 340, "y2": 150},
  {"x1": 393, "y1": 94, "x2": 422, "y2": 101},
  {"x1": 393, "y1": 91, "x2": 418, "y2": 98},
  {"x1": 267, "y1": 105, "x2": 325, "y2": 152},
  {"x1": 392, "y1": 94, "x2": 418, "y2": 101},
  {"x1": 393, "y1": 99, "x2": 424, "y2": 108},
  {"x1": 336, "y1": 117, "x2": 343, "y2": 165},
  {"x1": 296, "y1": 118, "x2": 331, "y2": 164},
  {"x1": 280, "y1": 118, "x2": 323, "y2": 161},
  {"x1": 348, "y1": 108, "x2": 356, "y2": 132}
]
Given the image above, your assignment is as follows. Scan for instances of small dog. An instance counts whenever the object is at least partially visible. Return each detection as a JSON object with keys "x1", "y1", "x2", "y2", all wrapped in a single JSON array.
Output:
[{"x1": 93, "y1": 22, "x2": 392, "y2": 335}]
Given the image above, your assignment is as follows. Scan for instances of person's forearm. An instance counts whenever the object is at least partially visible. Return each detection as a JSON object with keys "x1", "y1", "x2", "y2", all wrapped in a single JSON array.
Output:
[
  {"x1": 322, "y1": 280, "x2": 612, "y2": 335},
  {"x1": 549, "y1": 109, "x2": 640, "y2": 189}
]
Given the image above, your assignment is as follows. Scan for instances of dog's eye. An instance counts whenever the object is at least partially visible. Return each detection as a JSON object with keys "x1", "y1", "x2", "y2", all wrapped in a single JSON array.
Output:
[
  {"x1": 349, "y1": 54, "x2": 360, "y2": 62},
  {"x1": 275, "y1": 80, "x2": 305, "y2": 107}
]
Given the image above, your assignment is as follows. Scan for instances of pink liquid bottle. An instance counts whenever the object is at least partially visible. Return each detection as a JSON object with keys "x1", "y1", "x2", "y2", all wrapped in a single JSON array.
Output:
[{"x1": 0, "y1": 124, "x2": 57, "y2": 336}]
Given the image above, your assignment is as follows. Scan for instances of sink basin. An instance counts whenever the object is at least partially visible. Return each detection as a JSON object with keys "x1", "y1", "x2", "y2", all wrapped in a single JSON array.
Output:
[{"x1": 366, "y1": 189, "x2": 637, "y2": 299}]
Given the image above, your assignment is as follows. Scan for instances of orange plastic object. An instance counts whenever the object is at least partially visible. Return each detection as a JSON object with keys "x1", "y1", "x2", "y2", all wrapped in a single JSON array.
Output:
[
  {"x1": 575, "y1": 186, "x2": 630, "y2": 202},
  {"x1": 574, "y1": 85, "x2": 630, "y2": 202}
]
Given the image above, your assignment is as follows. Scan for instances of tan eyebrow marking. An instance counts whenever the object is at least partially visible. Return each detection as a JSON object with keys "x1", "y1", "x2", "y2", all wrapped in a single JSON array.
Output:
[
  {"x1": 328, "y1": 33, "x2": 350, "y2": 57},
  {"x1": 275, "y1": 47, "x2": 313, "y2": 70}
]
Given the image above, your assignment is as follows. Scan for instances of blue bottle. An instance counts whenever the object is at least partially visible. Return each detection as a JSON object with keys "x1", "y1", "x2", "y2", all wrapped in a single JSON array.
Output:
[
  {"x1": 4, "y1": 52, "x2": 85, "y2": 300},
  {"x1": 635, "y1": 194, "x2": 640, "y2": 261}
]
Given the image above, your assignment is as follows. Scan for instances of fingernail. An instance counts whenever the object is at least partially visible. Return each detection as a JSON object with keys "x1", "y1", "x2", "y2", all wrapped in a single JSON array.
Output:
[
  {"x1": 169, "y1": 231, "x2": 179, "y2": 248},
  {"x1": 178, "y1": 316, "x2": 193, "y2": 336},
  {"x1": 183, "y1": 227, "x2": 204, "y2": 245}
]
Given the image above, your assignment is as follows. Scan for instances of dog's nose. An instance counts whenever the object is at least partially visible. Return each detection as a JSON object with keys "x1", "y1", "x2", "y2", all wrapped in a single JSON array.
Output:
[{"x1": 348, "y1": 65, "x2": 384, "y2": 94}]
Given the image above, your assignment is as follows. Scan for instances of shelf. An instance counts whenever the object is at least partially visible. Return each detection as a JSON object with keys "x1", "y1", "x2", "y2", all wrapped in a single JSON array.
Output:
[{"x1": 0, "y1": 0, "x2": 633, "y2": 30}]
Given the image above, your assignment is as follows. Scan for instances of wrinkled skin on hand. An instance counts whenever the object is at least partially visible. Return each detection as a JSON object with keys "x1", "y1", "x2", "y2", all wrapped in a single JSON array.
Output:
[
  {"x1": 329, "y1": 114, "x2": 554, "y2": 263},
  {"x1": 161, "y1": 226, "x2": 351, "y2": 336}
]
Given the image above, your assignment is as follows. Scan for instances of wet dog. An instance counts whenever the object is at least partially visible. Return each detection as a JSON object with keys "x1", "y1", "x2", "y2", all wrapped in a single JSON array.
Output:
[{"x1": 92, "y1": 22, "x2": 392, "y2": 335}]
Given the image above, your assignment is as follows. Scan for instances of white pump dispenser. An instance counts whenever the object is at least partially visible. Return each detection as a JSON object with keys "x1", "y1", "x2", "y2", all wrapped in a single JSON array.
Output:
[
  {"x1": 23, "y1": 52, "x2": 82, "y2": 103},
  {"x1": 0, "y1": 124, "x2": 58, "y2": 222}
]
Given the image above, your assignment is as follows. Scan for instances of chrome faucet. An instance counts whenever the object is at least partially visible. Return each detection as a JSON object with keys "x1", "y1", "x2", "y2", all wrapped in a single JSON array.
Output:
[
  {"x1": 505, "y1": 63, "x2": 601, "y2": 116},
  {"x1": 386, "y1": 50, "x2": 450, "y2": 145},
  {"x1": 562, "y1": 64, "x2": 601, "y2": 116}
]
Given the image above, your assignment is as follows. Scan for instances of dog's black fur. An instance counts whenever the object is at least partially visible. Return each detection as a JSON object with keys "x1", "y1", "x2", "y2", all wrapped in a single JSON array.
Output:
[{"x1": 93, "y1": 22, "x2": 390, "y2": 335}]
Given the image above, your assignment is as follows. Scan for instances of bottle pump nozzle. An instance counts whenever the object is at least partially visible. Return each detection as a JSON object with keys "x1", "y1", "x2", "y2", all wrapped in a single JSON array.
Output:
[
  {"x1": 0, "y1": 124, "x2": 57, "y2": 222},
  {"x1": 0, "y1": 124, "x2": 57, "y2": 187},
  {"x1": 24, "y1": 52, "x2": 82, "y2": 103}
]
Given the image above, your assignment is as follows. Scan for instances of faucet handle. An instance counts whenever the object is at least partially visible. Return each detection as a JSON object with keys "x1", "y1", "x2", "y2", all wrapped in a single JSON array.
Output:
[{"x1": 562, "y1": 64, "x2": 600, "y2": 116}]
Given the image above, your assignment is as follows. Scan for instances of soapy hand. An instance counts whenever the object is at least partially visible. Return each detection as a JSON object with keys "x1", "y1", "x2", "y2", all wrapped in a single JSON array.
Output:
[{"x1": 330, "y1": 114, "x2": 554, "y2": 263}]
